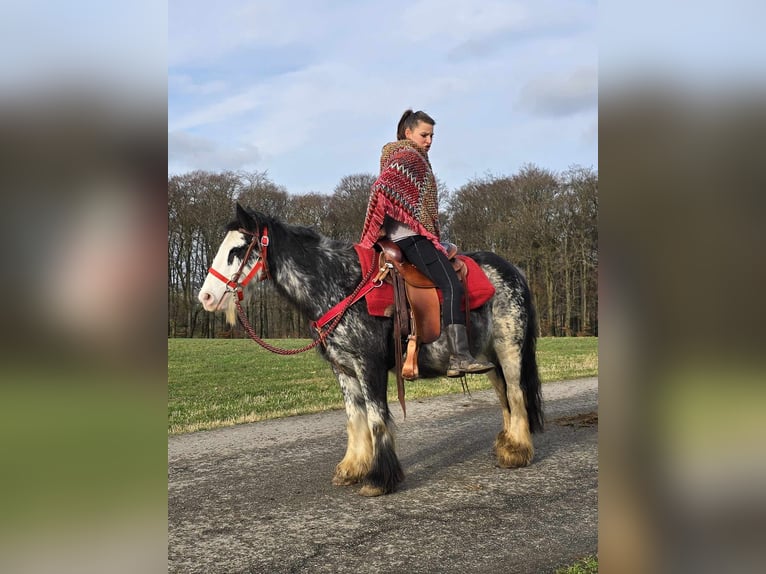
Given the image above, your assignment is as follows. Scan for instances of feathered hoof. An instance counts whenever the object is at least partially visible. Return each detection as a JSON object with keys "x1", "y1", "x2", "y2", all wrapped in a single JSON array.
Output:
[
  {"x1": 493, "y1": 432, "x2": 534, "y2": 468},
  {"x1": 333, "y1": 465, "x2": 366, "y2": 486},
  {"x1": 332, "y1": 473, "x2": 360, "y2": 486},
  {"x1": 333, "y1": 460, "x2": 368, "y2": 486},
  {"x1": 358, "y1": 484, "x2": 390, "y2": 497}
]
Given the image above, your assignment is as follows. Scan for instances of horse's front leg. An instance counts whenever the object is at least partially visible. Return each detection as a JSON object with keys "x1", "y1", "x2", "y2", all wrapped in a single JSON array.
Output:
[
  {"x1": 332, "y1": 369, "x2": 372, "y2": 486},
  {"x1": 357, "y1": 365, "x2": 404, "y2": 497}
]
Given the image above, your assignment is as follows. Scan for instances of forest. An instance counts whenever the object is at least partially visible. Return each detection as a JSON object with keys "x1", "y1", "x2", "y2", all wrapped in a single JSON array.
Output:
[{"x1": 168, "y1": 163, "x2": 597, "y2": 339}]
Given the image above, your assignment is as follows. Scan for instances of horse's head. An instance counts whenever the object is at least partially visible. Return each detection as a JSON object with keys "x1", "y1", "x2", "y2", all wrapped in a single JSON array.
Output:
[{"x1": 198, "y1": 203, "x2": 270, "y2": 325}]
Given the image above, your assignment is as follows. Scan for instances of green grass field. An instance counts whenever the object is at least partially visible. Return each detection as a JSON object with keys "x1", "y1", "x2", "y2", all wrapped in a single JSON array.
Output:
[
  {"x1": 168, "y1": 336, "x2": 597, "y2": 434},
  {"x1": 556, "y1": 555, "x2": 598, "y2": 573}
]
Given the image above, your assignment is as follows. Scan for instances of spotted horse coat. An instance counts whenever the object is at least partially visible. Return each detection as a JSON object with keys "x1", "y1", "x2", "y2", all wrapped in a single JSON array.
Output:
[{"x1": 198, "y1": 204, "x2": 544, "y2": 497}]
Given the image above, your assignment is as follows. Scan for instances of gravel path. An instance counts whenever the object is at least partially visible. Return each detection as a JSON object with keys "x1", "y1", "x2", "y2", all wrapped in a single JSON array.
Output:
[{"x1": 169, "y1": 377, "x2": 598, "y2": 573}]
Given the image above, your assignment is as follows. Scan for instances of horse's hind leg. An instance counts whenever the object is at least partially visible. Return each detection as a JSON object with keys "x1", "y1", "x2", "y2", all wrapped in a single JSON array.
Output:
[
  {"x1": 333, "y1": 371, "x2": 372, "y2": 486},
  {"x1": 487, "y1": 344, "x2": 534, "y2": 468}
]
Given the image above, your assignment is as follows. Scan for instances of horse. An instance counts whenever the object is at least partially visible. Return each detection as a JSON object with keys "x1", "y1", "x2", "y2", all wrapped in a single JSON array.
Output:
[{"x1": 198, "y1": 204, "x2": 544, "y2": 497}]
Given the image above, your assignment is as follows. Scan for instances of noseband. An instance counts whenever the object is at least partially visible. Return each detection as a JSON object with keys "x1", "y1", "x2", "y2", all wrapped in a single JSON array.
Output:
[{"x1": 208, "y1": 227, "x2": 270, "y2": 300}]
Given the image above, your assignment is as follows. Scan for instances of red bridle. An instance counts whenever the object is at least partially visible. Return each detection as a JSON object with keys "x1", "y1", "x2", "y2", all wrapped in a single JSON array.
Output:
[
  {"x1": 204, "y1": 224, "x2": 383, "y2": 365},
  {"x1": 207, "y1": 227, "x2": 270, "y2": 300}
]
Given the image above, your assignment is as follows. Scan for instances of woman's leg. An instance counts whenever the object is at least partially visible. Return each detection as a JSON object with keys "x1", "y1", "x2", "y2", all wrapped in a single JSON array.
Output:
[
  {"x1": 394, "y1": 236, "x2": 464, "y2": 327},
  {"x1": 394, "y1": 235, "x2": 494, "y2": 376}
]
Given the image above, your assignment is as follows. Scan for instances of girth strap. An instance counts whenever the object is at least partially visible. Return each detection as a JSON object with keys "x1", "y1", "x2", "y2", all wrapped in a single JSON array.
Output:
[{"x1": 392, "y1": 270, "x2": 407, "y2": 418}]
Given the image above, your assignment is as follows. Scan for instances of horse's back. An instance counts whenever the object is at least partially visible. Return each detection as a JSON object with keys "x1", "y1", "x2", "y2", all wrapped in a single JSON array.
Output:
[{"x1": 464, "y1": 250, "x2": 534, "y2": 344}]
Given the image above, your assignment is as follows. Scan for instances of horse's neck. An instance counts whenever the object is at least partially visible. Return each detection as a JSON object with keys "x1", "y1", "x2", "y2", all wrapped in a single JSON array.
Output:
[{"x1": 270, "y1": 233, "x2": 356, "y2": 320}]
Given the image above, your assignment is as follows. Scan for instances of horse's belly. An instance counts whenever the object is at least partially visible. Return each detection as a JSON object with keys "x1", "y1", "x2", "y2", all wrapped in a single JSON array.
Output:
[{"x1": 417, "y1": 339, "x2": 449, "y2": 378}]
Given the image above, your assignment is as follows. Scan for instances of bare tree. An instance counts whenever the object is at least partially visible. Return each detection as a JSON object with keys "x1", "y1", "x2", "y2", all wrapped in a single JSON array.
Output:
[
  {"x1": 168, "y1": 173, "x2": 208, "y2": 337},
  {"x1": 452, "y1": 165, "x2": 597, "y2": 337},
  {"x1": 561, "y1": 166, "x2": 598, "y2": 334},
  {"x1": 168, "y1": 165, "x2": 597, "y2": 339},
  {"x1": 325, "y1": 173, "x2": 376, "y2": 243},
  {"x1": 289, "y1": 193, "x2": 331, "y2": 229},
  {"x1": 236, "y1": 171, "x2": 290, "y2": 218}
]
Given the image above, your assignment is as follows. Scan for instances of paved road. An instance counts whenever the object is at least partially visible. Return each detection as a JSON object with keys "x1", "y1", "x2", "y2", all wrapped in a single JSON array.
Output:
[{"x1": 168, "y1": 378, "x2": 598, "y2": 574}]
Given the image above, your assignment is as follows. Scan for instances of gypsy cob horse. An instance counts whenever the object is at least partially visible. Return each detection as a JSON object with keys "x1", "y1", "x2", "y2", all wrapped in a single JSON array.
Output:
[{"x1": 198, "y1": 204, "x2": 543, "y2": 497}]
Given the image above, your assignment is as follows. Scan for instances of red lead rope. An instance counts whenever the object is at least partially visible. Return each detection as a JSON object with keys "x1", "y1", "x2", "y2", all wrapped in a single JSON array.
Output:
[
  {"x1": 234, "y1": 260, "x2": 379, "y2": 355},
  {"x1": 312, "y1": 276, "x2": 382, "y2": 329},
  {"x1": 208, "y1": 225, "x2": 381, "y2": 355}
]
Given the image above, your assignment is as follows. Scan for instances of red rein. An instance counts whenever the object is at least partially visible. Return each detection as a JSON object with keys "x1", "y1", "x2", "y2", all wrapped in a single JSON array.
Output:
[{"x1": 207, "y1": 225, "x2": 378, "y2": 354}]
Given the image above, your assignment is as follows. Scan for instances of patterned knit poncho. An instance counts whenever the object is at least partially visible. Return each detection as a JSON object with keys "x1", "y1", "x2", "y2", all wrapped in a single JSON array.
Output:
[{"x1": 358, "y1": 140, "x2": 446, "y2": 254}]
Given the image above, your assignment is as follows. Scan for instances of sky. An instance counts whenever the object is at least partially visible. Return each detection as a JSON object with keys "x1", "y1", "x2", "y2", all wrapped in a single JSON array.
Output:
[{"x1": 168, "y1": 0, "x2": 598, "y2": 195}]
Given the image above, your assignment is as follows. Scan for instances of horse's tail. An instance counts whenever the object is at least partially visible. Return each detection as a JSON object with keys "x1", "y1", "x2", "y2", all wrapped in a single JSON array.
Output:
[{"x1": 521, "y1": 282, "x2": 544, "y2": 433}]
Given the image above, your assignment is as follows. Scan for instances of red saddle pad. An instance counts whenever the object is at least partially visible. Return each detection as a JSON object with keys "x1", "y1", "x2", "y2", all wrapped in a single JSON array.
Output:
[{"x1": 353, "y1": 244, "x2": 496, "y2": 318}]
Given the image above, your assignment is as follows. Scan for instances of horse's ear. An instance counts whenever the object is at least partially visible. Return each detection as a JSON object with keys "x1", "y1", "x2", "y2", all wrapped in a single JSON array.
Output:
[{"x1": 235, "y1": 203, "x2": 257, "y2": 231}]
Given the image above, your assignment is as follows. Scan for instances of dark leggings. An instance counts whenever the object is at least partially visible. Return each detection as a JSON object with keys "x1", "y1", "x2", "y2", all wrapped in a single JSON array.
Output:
[{"x1": 394, "y1": 235, "x2": 465, "y2": 326}]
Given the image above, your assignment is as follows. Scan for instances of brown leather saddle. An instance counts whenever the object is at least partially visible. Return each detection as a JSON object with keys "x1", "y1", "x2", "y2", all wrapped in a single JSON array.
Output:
[{"x1": 375, "y1": 238, "x2": 469, "y2": 390}]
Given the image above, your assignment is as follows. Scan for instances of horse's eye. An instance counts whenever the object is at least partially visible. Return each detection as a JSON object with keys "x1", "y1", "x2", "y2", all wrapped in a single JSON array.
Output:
[{"x1": 227, "y1": 245, "x2": 247, "y2": 265}]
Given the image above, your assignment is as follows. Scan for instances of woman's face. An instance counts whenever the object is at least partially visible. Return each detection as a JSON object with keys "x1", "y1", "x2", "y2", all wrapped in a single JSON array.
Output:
[{"x1": 404, "y1": 121, "x2": 434, "y2": 152}]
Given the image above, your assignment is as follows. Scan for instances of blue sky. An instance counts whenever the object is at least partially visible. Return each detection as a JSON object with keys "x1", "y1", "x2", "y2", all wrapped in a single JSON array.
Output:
[{"x1": 169, "y1": 0, "x2": 598, "y2": 195}]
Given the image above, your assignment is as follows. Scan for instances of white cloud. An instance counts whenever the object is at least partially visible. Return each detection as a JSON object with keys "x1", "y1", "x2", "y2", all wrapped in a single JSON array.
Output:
[
  {"x1": 168, "y1": 131, "x2": 260, "y2": 172},
  {"x1": 401, "y1": 0, "x2": 528, "y2": 43},
  {"x1": 168, "y1": 74, "x2": 227, "y2": 96},
  {"x1": 168, "y1": 1, "x2": 598, "y2": 188},
  {"x1": 516, "y1": 67, "x2": 597, "y2": 117},
  {"x1": 169, "y1": 0, "x2": 349, "y2": 67},
  {"x1": 169, "y1": 87, "x2": 262, "y2": 131},
  {"x1": 169, "y1": 0, "x2": 260, "y2": 67}
]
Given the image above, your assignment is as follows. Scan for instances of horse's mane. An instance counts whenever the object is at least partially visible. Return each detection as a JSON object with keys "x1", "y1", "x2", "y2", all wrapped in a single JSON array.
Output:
[
  {"x1": 286, "y1": 223, "x2": 325, "y2": 246},
  {"x1": 225, "y1": 220, "x2": 241, "y2": 233},
  {"x1": 225, "y1": 212, "x2": 348, "y2": 252}
]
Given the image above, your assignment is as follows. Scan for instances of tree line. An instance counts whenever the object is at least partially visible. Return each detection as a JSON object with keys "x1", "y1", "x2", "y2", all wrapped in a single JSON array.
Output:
[{"x1": 168, "y1": 163, "x2": 597, "y2": 339}]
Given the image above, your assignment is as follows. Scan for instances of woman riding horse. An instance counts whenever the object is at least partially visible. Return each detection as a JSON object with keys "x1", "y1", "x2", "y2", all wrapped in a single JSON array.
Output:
[{"x1": 359, "y1": 109, "x2": 494, "y2": 378}]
